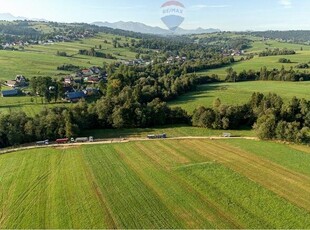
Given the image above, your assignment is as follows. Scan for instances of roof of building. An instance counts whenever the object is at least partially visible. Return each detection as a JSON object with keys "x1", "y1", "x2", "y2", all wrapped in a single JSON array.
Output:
[
  {"x1": 66, "y1": 91, "x2": 85, "y2": 100},
  {"x1": 6, "y1": 80, "x2": 17, "y2": 85},
  {"x1": 2, "y1": 89, "x2": 19, "y2": 97}
]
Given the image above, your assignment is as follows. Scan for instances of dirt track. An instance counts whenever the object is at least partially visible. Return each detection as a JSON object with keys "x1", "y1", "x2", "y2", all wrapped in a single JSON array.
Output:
[{"x1": 0, "y1": 136, "x2": 259, "y2": 155}]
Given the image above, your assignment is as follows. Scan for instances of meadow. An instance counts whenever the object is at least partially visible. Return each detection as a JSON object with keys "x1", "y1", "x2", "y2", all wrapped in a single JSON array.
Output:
[
  {"x1": 169, "y1": 81, "x2": 310, "y2": 113},
  {"x1": 0, "y1": 33, "x2": 137, "y2": 81},
  {"x1": 199, "y1": 40, "x2": 310, "y2": 79},
  {"x1": 82, "y1": 125, "x2": 255, "y2": 139},
  {"x1": 1, "y1": 139, "x2": 310, "y2": 228},
  {"x1": 0, "y1": 95, "x2": 78, "y2": 116}
]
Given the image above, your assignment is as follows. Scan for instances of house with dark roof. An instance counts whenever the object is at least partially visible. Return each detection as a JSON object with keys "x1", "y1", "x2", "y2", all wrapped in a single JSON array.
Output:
[
  {"x1": 2, "y1": 89, "x2": 20, "y2": 97},
  {"x1": 65, "y1": 91, "x2": 85, "y2": 102}
]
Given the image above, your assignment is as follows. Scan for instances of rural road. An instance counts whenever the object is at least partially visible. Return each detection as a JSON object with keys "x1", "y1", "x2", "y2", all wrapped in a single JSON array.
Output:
[{"x1": 0, "y1": 136, "x2": 259, "y2": 155}]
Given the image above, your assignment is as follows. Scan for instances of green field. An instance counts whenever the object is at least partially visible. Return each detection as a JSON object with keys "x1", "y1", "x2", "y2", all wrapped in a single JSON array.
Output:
[
  {"x1": 0, "y1": 33, "x2": 137, "y2": 81},
  {"x1": 1, "y1": 139, "x2": 310, "y2": 228},
  {"x1": 169, "y1": 81, "x2": 310, "y2": 113},
  {"x1": 82, "y1": 125, "x2": 255, "y2": 139},
  {"x1": 198, "y1": 39, "x2": 310, "y2": 79},
  {"x1": 0, "y1": 95, "x2": 79, "y2": 116}
]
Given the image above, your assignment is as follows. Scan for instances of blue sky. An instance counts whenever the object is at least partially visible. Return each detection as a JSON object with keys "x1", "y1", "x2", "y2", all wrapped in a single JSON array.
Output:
[{"x1": 0, "y1": 0, "x2": 309, "y2": 31}]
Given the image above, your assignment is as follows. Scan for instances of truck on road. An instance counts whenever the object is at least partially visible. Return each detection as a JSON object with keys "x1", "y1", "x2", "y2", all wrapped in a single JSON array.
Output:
[
  {"x1": 147, "y1": 133, "x2": 167, "y2": 139},
  {"x1": 36, "y1": 140, "x2": 49, "y2": 145},
  {"x1": 70, "y1": 136, "x2": 94, "y2": 143},
  {"x1": 56, "y1": 138, "x2": 69, "y2": 144}
]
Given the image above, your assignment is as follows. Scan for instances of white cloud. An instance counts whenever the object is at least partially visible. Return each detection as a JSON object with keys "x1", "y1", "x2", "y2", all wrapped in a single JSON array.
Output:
[{"x1": 278, "y1": 0, "x2": 292, "y2": 8}]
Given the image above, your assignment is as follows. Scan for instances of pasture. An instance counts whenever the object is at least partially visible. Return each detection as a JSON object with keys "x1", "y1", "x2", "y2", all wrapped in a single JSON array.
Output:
[
  {"x1": 0, "y1": 95, "x2": 75, "y2": 116},
  {"x1": 169, "y1": 81, "x2": 310, "y2": 113},
  {"x1": 199, "y1": 39, "x2": 310, "y2": 79},
  {"x1": 0, "y1": 33, "x2": 137, "y2": 81},
  {"x1": 0, "y1": 139, "x2": 310, "y2": 228}
]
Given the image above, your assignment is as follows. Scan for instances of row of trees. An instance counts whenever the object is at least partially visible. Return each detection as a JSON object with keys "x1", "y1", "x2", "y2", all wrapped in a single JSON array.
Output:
[
  {"x1": 0, "y1": 99, "x2": 189, "y2": 148},
  {"x1": 57, "y1": 64, "x2": 81, "y2": 71},
  {"x1": 259, "y1": 48, "x2": 296, "y2": 57},
  {"x1": 78, "y1": 48, "x2": 116, "y2": 59},
  {"x1": 192, "y1": 93, "x2": 310, "y2": 143},
  {"x1": 225, "y1": 66, "x2": 310, "y2": 82}
]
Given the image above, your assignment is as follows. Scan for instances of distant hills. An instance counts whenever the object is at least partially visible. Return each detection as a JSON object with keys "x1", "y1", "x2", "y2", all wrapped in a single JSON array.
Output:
[
  {"x1": 0, "y1": 12, "x2": 220, "y2": 35},
  {"x1": 92, "y1": 21, "x2": 220, "y2": 35},
  {"x1": 0, "y1": 13, "x2": 27, "y2": 21},
  {"x1": 0, "y1": 13, "x2": 47, "y2": 22}
]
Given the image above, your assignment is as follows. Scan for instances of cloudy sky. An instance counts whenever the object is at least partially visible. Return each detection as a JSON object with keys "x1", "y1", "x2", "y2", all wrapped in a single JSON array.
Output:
[{"x1": 0, "y1": 0, "x2": 308, "y2": 31}]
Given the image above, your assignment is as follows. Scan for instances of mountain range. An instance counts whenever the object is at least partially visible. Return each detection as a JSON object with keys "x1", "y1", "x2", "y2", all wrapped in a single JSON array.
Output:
[
  {"x1": 0, "y1": 13, "x2": 47, "y2": 22},
  {"x1": 92, "y1": 21, "x2": 220, "y2": 35},
  {"x1": 0, "y1": 13, "x2": 220, "y2": 35}
]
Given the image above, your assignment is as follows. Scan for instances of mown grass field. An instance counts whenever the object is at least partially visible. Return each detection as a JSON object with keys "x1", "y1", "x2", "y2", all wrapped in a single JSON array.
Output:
[
  {"x1": 0, "y1": 33, "x2": 137, "y2": 81},
  {"x1": 169, "y1": 81, "x2": 310, "y2": 113},
  {"x1": 1, "y1": 139, "x2": 310, "y2": 228}
]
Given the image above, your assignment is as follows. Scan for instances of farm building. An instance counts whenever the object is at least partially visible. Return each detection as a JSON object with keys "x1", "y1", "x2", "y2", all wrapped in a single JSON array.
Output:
[
  {"x1": 1, "y1": 89, "x2": 20, "y2": 97},
  {"x1": 81, "y1": 69, "x2": 94, "y2": 77},
  {"x1": 66, "y1": 91, "x2": 85, "y2": 102},
  {"x1": 5, "y1": 80, "x2": 19, "y2": 88},
  {"x1": 64, "y1": 76, "x2": 74, "y2": 85},
  {"x1": 83, "y1": 87, "x2": 99, "y2": 96},
  {"x1": 5, "y1": 75, "x2": 28, "y2": 88}
]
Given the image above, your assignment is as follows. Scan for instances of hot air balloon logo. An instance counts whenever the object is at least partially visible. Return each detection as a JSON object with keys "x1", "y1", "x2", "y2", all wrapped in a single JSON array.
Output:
[{"x1": 161, "y1": 0, "x2": 185, "y2": 31}]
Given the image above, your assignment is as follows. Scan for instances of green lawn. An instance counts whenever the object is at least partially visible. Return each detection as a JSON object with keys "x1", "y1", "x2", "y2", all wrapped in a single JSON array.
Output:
[
  {"x1": 1, "y1": 139, "x2": 310, "y2": 228},
  {"x1": 169, "y1": 81, "x2": 310, "y2": 113}
]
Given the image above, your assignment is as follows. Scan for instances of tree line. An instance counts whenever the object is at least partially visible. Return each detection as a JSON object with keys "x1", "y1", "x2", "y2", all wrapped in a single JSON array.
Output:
[
  {"x1": 192, "y1": 93, "x2": 310, "y2": 143},
  {"x1": 225, "y1": 66, "x2": 310, "y2": 82},
  {"x1": 259, "y1": 48, "x2": 296, "y2": 57},
  {"x1": 78, "y1": 48, "x2": 116, "y2": 59},
  {"x1": 0, "y1": 99, "x2": 189, "y2": 148}
]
